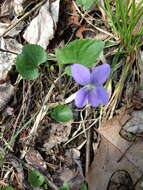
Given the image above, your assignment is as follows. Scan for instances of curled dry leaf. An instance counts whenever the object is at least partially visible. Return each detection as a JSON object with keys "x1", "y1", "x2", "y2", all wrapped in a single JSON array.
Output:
[
  {"x1": 52, "y1": 149, "x2": 84, "y2": 190},
  {"x1": 123, "y1": 111, "x2": 143, "y2": 134},
  {"x1": 0, "y1": 82, "x2": 15, "y2": 115},
  {"x1": 23, "y1": 0, "x2": 60, "y2": 49},
  {"x1": 0, "y1": 38, "x2": 22, "y2": 80},
  {"x1": 0, "y1": 0, "x2": 23, "y2": 17},
  {"x1": 0, "y1": 0, "x2": 24, "y2": 37}
]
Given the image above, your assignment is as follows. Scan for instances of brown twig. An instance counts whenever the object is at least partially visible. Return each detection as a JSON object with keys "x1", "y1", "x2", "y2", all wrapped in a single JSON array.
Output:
[
  {"x1": 0, "y1": 48, "x2": 18, "y2": 55},
  {"x1": 85, "y1": 128, "x2": 91, "y2": 175}
]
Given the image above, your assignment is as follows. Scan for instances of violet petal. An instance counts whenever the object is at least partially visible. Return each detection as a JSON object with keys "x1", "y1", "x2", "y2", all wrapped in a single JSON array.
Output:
[
  {"x1": 75, "y1": 87, "x2": 88, "y2": 108},
  {"x1": 71, "y1": 64, "x2": 90, "y2": 85},
  {"x1": 88, "y1": 86, "x2": 109, "y2": 107},
  {"x1": 91, "y1": 64, "x2": 110, "y2": 85}
]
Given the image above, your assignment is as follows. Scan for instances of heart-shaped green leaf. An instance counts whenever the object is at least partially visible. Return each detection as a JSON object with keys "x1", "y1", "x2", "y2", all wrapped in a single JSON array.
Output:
[
  {"x1": 59, "y1": 182, "x2": 70, "y2": 190},
  {"x1": 51, "y1": 105, "x2": 73, "y2": 122},
  {"x1": 77, "y1": 0, "x2": 96, "y2": 10},
  {"x1": 1, "y1": 186, "x2": 13, "y2": 190},
  {"x1": 28, "y1": 170, "x2": 45, "y2": 187},
  {"x1": 16, "y1": 44, "x2": 48, "y2": 80},
  {"x1": 80, "y1": 184, "x2": 87, "y2": 190},
  {"x1": 56, "y1": 39, "x2": 104, "y2": 68}
]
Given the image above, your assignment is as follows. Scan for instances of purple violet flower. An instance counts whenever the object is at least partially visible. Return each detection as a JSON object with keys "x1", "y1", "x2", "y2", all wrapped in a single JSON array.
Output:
[{"x1": 71, "y1": 64, "x2": 110, "y2": 108}]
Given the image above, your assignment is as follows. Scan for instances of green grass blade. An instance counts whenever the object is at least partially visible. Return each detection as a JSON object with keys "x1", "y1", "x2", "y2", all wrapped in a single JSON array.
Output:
[
  {"x1": 135, "y1": 0, "x2": 143, "y2": 13},
  {"x1": 2, "y1": 110, "x2": 39, "y2": 153},
  {"x1": 106, "y1": 47, "x2": 121, "y2": 88},
  {"x1": 115, "y1": 0, "x2": 122, "y2": 33},
  {"x1": 104, "y1": 0, "x2": 117, "y2": 32}
]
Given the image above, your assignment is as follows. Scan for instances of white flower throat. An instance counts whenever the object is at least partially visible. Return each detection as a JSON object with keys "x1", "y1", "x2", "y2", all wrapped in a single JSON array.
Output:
[{"x1": 85, "y1": 84, "x2": 95, "y2": 91}]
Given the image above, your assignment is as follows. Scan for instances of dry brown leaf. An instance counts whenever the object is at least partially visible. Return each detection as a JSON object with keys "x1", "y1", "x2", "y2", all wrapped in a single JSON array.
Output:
[
  {"x1": 68, "y1": 3, "x2": 80, "y2": 27},
  {"x1": 52, "y1": 149, "x2": 84, "y2": 190},
  {"x1": 23, "y1": 0, "x2": 60, "y2": 49},
  {"x1": 123, "y1": 111, "x2": 143, "y2": 134},
  {"x1": 1, "y1": 0, "x2": 23, "y2": 17},
  {"x1": 0, "y1": 82, "x2": 15, "y2": 115},
  {"x1": 25, "y1": 148, "x2": 47, "y2": 170},
  {"x1": 0, "y1": 38, "x2": 22, "y2": 80},
  {"x1": 87, "y1": 137, "x2": 141, "y2": 190},
  {"x1": 36, "y1": 120, "x2": 73, "y2": 152},
  {"x1": 87, "y1": 108, "x2": 143, "y2": 190},
  {"x1": 75, "y1": 26, "x2": 87, "y2": 39}
]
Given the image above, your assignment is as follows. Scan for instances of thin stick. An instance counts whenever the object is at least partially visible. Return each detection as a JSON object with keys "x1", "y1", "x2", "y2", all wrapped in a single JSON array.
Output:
[
  {"x1": 0, "y1": 0, "x2": 47, "y2": 37},
  {"x1": 28, "y1": 73, "x2": 65, "y2": 138},
  {"x1": 85, "y1": 128, "x2": 91, "y2": 175},
  {"x1": 0, "y1": 48, "x2": 18, "y2": 55},
  {"x1": 80, "y1": 109, "x2": 87, "y2": 138},
  {"x1": 10, "y1": 80, "x2": 35, "y2": 149},
  {"x1": 64, "y1": 119, "x2": 99, "y2": 146}
]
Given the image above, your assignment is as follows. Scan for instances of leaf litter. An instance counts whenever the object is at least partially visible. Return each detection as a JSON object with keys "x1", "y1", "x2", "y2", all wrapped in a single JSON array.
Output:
[
  {"x1": 1, "y1": 0, "x2": 143, "y2": 190},
  {"x1": 23, "y1": 0, "x2": 60, "y2": 49}
]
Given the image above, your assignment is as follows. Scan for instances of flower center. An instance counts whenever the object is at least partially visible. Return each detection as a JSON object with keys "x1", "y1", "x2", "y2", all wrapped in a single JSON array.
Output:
[{"x1": 85, "y1": 84, "x2": 95, "y2": 91}]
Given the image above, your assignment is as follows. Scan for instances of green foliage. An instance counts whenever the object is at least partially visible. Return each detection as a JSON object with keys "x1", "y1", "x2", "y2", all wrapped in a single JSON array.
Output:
[
  {"x1": 77, "y1": 0, "x2": 96, "y2": 10},
  {"x1": 51, "y1": 105, "x2": 73, "y2": 122},
  {"x1": 59, "y1": 182, "x2": 70, "y2": 190},
  {"x1": 43, "y1": 183, "x2": 48, "y2": 189},
  {"x1": 16, "y1": 39, "x2": 104, "y2": 80},
  {"x1": 50, "y1": 65, "x2": 54, "y2": 71},
  {"x1": 127, "y1": 132, "x2": 135, "y2": 141},
  {"x1": 65, "y1": 66, "x2": 72, "y2": 76},
  {"x1": 99, "y1": 0, "x2": 143, "y2": 51},
  {"x1": 0, "y1": 186, "x2": 13, "y2": 190},
  {"x1": 28, "y1": 170, "x2": 45, "y2": 187},
  {"x1": 16, "y1": 44, "x2": 48, "y2": 80},
  {"x1": 80, "y1": 184, "x2": 87, "y2": 190},
  {"x1": 56, "y1": 39, "x2": 104, "y2": 68},
  {"x1": 58, "y1": 183, "x2": 87, "y2": 190},
  {"x1": 55, "y1": 48, "x2": 63, "y2": 70},
  {"x1": 139, "y1": 85, "x2": 143, "y2": 90}
]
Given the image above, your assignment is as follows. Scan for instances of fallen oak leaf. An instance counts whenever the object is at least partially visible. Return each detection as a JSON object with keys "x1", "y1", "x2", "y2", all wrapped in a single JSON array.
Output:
[
  {"x1": 87, "y1": 107, "x2": 143, "y2": 190},
  {"x1": 87, "y1": 137, "x2": 141, "y2": 190}
]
